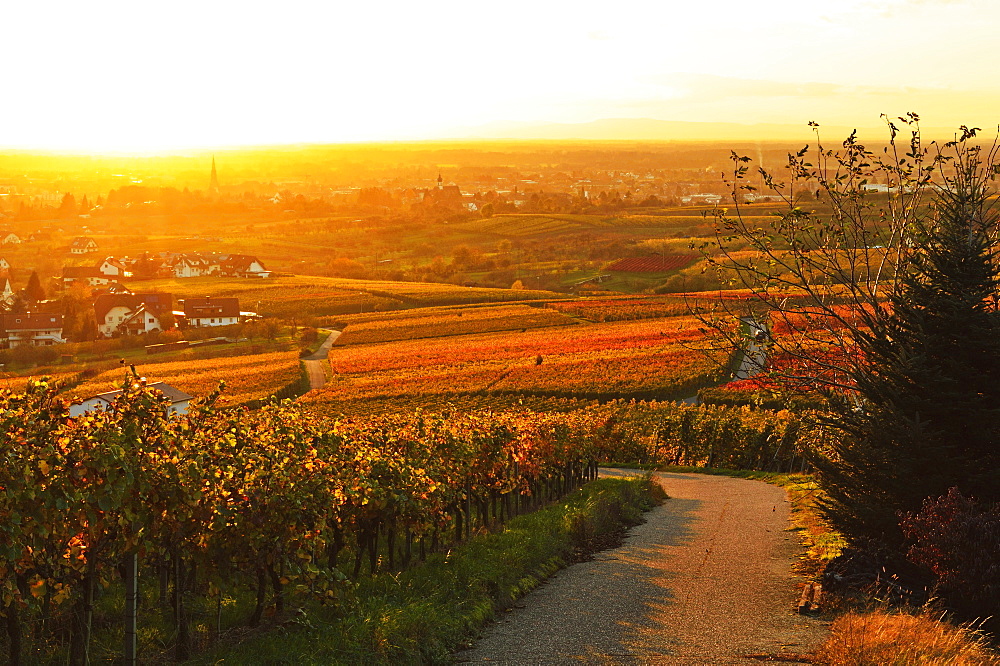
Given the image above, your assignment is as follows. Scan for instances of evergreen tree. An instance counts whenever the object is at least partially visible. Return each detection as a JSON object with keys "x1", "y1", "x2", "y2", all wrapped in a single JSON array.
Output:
[
  {"x1": 24, "y1": 270, "x2": 46, "y2": 303},
  {"x1": 702, "y1": 119, "x2": 1000, "y2": 555},
  {"x1": 58, "y1": 192, "x2": 76, "y2": 219},
  {"x1": 813, "y1": 146, "x2": 1000, "y2": 547}
]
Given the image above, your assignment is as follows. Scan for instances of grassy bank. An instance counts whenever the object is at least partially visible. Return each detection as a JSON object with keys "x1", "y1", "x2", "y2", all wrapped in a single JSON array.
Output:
[{"x1": 194, "y1": 474, "x2": 662, "y2": 665}]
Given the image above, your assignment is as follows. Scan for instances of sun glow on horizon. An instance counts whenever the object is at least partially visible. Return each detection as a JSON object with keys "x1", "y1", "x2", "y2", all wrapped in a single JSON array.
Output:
[{"x1": 3, "y1": 0, "x2": 999, "y2": 152}]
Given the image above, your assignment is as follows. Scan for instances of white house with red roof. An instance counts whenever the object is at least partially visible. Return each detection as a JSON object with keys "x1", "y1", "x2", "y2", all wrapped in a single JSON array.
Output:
[
  {"x1": 63, "y1": 266, "x2": 110, "y2": 287},
  {"x1": 94, "y1": 292, "x2": 174, "y2": 337},
  {"x1": 170, "y1": 254, "x2": 218, "y2": 278},
  {"x1": 70, "y1": 237, "x2": 99, "y2": 254},
  {"x1": 69, "y1": 381, "x2": 193, "y2": 417},
  {"x1": 97, "y1": 257, "x2": 130, "y2": 277},
  {"x1": 0, "y1": 313, "x2": 65, "y2": 347},
  {"x1": 219, "y1": 254, "x2": 270, "y2": 278},
  {"x1": 181, "y1": 296, "x2": 240, "y2": 327}
]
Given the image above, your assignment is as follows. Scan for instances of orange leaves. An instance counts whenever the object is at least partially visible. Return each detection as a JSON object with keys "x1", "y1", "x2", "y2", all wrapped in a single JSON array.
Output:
[
  {"x1": 307, "y1": 315, "x2": 719, "y2": 409},
  {"x1": 64, "y1": 351, "x2": 302, "y2": 406},
  {"x1": 336, "y1": 304, "x2": 574, "y2": 345}
]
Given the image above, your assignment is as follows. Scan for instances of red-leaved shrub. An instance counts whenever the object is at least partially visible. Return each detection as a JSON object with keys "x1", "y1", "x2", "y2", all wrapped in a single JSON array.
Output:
[{"x1": 899, "y1": 487, "x2": 1000, "y2": 627}]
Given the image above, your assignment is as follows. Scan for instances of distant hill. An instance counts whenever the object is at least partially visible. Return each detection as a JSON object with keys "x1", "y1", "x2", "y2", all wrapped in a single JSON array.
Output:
[{"x1": 462, "y1": 117, "x2": 960, "y2": 143}]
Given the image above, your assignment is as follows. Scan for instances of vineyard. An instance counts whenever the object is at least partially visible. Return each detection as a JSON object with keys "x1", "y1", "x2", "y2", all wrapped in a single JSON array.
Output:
[
  {"x1": 454, "y1": 214, "x2": 597, "y2": 236},
  {"x1": 333, "y1": 303, "x2": 577, "y2": 345},
  {"x1": 0, "y1": 378, "x2": 823, "y2": 663},
  {"x1": 60, "y1": 350, "x2": 303, "y2": 407},
  {"x1": 303, "y1": 315, "x2": 727, "y2": 413},
  {"x1": 121, "y1": 275, "x2": 562, "y2": 318},
  {"x1": 605, "y1": 255, "x2": 698, "y2": 273},
  {"x1": 547, "y1": 295, "x2": 696, "y2": 321}
]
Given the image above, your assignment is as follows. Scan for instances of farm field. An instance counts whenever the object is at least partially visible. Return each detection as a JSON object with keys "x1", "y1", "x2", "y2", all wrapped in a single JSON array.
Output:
[
  {"x1": 605, "y1": 254, "x2": 699, "y2": 272},
  {"x1": 548, "y1": 295, "x2": 696, "y2": 321},
  {"x1": 301, "y1": 314, "x2": 726, "y2": 414},
  {"x1": 123, "y1": 275, "x2": 563, "y2": 318},
  {"x1": 61, "y1": 350, "x2": 302, "y2": 406},
  {"x1": 453, "y1": 213, "x2": 602, "y2": 236},
  {"x1": 334, "y1": 303, "x2": 578, "y2": 345}
]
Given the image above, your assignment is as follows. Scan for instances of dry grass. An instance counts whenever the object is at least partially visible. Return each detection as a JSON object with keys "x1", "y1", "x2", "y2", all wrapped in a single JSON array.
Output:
[{"x1": 814, "y1": 611, "x2": 1000, "y2": 665}]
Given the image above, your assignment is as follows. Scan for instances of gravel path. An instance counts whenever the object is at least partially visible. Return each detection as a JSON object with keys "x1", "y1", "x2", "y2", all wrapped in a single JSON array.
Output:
[
  {"x1": 302, "y1": 329, "x2": 340, "y2": 390},
  {"x1": 456, "y1": 471, "x2": 829, "y2": 664}
]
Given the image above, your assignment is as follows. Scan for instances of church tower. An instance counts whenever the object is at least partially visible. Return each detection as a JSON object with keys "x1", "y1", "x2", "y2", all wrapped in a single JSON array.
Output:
[
  {"x1": 209, "y1": 156, "x2": 220, "y2": 196},
  {"x1": 437, "y1": 172, "x2": 443, "y2": 190}
]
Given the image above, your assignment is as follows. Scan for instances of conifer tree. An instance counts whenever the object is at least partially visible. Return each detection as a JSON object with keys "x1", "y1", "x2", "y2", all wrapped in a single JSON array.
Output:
[
  {"x1": 24, "y1": 270, "x2": 46, "y2": 303},
  {"x1": 814, "y1": 144, "x2": 1000, "y2": 546},
  {"x1": 701, "y1": 119, "x2": 1000, "y2": 550}
]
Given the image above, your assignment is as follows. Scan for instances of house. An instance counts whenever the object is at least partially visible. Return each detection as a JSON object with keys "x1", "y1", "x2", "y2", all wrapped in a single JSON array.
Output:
[
  {"x1": 170, "y1": 253, "x2": 217, "y2": 278},
  {"x1": 0, "y1": 257, "x2": 9, "y2": 272},
  {"x1": 94, "y1": 292, "x2": 174, "y2": 337},
  {"x1": 2, "y1": 232, "x2": 21, "y2": 246},
  {"x1": 680, "y1": 193, "x2": 723, "y2": 206},
  {"x1": 98, "y1": 282, "x2": 133, "y2": 295},
  {"x1": 63, "y1": 266, "x2": 110, "y2": 287},
  {"x1": 97, "y1": 257, "x2": 130, "y2": 277},
  {"x1": 219, "y1": 254, "x2": 270, "y2": 278},
  {"x1": 0, "y1": 313, "x2": 65, "y2": 347},
  {"x1": 182, "y1": 296, "x2": 240, "y2": 327},
  {"x1": 69, "y1": 381, "x2": 193, "y2": 417},
  {"x1": 70, "y1": 236, "x2": 99, "y2": 254}
]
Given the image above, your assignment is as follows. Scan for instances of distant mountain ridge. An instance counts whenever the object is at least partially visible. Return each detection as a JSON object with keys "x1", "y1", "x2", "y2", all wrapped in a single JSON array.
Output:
[{"x1": 461, "y1": 117, "x2": 960, "y2": 143}]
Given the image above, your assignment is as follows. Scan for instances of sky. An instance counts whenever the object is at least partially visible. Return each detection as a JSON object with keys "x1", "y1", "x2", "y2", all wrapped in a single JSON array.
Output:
[{"x1": 2, "y1": 0, "x2": 997, "y2": 152}]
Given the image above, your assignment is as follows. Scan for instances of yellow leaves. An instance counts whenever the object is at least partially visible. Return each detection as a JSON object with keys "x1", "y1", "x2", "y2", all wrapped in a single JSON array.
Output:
[
  {"x1": 29, "y1": 576, "x2": 46, "y2": 598},
  {"x1": 38, "y1": 460, "x2": 50, "y2": 476}
]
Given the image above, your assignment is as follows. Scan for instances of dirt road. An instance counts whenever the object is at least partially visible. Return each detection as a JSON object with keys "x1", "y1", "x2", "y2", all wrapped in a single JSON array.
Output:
[
  {"x1": 302, "y1": 329, "x2": 340, "y2": 390},
  {"x1": 457, "y1": 471, "x2": 828, "y2": 664}
]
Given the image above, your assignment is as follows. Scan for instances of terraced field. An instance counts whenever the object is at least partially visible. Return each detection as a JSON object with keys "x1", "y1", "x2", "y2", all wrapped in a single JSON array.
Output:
[
  {"x1": 122, "y1": 275, "x2": 562, "y2": 317},
  {"x1": 334, "y1": 303, "x2": 577, "y2": 345},
  {"x1": 62, "y1": 350, "x2": 303, "y2": 406},
  {"x1": 302, "y1": 314, "x2": 727, "y2": 414}
]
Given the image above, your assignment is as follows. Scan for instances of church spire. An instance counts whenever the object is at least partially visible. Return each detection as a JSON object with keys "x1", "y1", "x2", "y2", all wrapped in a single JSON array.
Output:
[
  {"x1": 209, "y1": 156, "x2": 220, "y2": 195},
  {"x1": 437, "y1": 171, "x2": 443, "y2": 190}
]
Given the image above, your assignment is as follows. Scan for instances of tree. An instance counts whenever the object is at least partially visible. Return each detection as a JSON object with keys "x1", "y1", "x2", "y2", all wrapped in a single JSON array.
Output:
[
  {"x1": 58, "y1": 192, "x2": 77, "y2": 219},
  {"x1": 24, "y1": 270, "x2": 45, "y2": 303},
  {"x1": 700, "y1": 117, "x2": 1000, "y2": 550}
]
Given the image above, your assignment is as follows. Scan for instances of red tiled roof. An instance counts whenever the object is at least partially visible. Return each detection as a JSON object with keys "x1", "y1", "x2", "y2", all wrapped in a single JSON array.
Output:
[
  {"x1": 1, "y1": 313, "x2": 63, "y2": 332},
  {"x1": 183, "y1": 297, "x2": 240, "y2": 318}
]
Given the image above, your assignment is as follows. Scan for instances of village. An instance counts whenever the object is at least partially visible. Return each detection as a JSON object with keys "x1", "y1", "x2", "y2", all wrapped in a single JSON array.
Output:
[{"x1": 0, "y1": 237, "x2": 267, "y2": 349}]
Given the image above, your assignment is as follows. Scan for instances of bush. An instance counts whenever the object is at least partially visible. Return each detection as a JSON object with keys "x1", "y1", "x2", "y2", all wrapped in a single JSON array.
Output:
[{"x1": 899, "y1": 487, "x2": 1000, "y2": 629}]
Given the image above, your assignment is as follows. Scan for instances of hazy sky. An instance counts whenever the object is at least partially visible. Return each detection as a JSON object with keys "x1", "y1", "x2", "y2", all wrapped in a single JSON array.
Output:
[{"x1": 3, "y1": 0, "x2": 996, "y2": 151}]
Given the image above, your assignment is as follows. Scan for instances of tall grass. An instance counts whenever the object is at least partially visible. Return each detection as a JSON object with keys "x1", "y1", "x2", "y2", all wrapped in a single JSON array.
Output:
[{"x1": 815, "y1": 611, "x2": 1000, "y2": 665}]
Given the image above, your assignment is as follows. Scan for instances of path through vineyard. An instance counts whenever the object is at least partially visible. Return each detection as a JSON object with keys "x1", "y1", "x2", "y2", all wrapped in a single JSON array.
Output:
[
  {"x1": 457, "y1": 471, "x2": 829, "y2": 664},
  {"x1": 303, "y1": 329, "x2": 340, "y2": 389}
]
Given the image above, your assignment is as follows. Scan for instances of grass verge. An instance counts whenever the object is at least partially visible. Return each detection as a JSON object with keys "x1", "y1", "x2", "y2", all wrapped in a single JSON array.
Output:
[
  {"x1": 193, "y1": 474, "x2": 662, "y2": 665},
  {"x1": 813, "y1": 610, "x2": 1000, "y2": 665}
]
